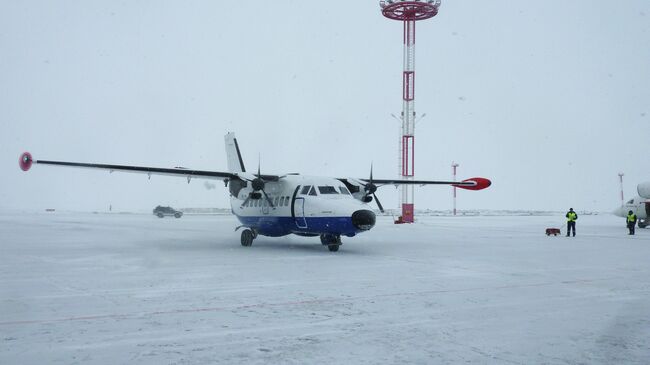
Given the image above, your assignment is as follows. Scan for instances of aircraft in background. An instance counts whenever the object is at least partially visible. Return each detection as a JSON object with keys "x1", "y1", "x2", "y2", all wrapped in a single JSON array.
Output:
[
  {"x1": 613, "y1": 181, "x2": 650, "y2": 228},
  {"x1": 19, "y1": 133, "x2": 491, "y2": 251}
]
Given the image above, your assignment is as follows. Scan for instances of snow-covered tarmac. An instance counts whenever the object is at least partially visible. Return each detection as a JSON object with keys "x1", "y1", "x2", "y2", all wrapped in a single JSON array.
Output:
[{"x1": 1, "y1": 211, "x2": 649, "y2": 364}]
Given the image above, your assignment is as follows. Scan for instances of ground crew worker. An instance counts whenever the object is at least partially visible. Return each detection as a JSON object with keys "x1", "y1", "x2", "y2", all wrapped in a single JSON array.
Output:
[
  {"x1": 565, "y1": 208, "x2": 577, "y2": 237},
  {"x1": 627, "y1": 210, "x2": 637, "y2": 235}
]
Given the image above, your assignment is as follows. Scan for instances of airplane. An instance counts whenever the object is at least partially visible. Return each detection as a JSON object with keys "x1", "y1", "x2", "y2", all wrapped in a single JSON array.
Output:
[
  {"x1": 19, "y1": 133, "x2": 491, "y2": 251},
  {"x1": 613, "y1": 181, "x2": 650, "y2": 228}
]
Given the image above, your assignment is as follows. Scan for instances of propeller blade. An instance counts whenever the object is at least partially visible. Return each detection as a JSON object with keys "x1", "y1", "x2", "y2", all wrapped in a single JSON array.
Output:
[
  {"x1": 241, "y1": 195, "x2": 251, "y2": 208},
  {"x1": 372, "y1": 192, "x2": 385, "y2": 213},
  {"x1": 364, "y1": 163, "x2": 378, "y2": 195},
  {"x1": 261, "y1": 189, "x2": 275, "y2": 208}
]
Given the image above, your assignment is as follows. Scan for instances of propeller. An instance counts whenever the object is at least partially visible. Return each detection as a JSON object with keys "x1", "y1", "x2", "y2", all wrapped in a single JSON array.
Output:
[
  {"x1": 363, "y1": 164, "x2": 384, "y2": 213},
  {"x1": 240, "y1": 161, "x2": 275, "y2": 209}
]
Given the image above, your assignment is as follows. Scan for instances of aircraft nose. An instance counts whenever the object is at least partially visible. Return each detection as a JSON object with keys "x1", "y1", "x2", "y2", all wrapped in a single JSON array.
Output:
[
  {"x1": 612, "y1": 206, "x2": 626, "y2": 217},
  {"x1": 352, "y1": 209, "x2": 376, "y2": 231}
]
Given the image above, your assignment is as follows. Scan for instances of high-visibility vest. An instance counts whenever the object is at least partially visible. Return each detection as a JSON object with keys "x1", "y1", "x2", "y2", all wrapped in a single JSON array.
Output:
[
  {"x1": 627, "y1": 214, "x2": 637, "y2": 223},
  {"x1": 567, "y1": 212, "x2": 577, "y2": 222}
]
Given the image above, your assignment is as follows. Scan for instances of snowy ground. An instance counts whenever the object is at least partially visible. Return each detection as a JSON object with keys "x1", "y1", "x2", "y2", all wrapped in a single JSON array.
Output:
[{"x1": 1, "y1": 211, "x2": 649, "y2": 364}]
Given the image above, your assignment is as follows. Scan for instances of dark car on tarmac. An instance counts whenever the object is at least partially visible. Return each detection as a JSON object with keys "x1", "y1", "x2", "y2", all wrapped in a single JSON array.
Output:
[{"x1": 153, "y1": 206, "x2": 183, "y2": 218}]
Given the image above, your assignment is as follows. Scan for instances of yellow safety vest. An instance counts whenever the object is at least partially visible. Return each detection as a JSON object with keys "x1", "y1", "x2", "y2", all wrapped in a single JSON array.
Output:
[
  {"x1": 627, "y1": 214, "x2": 637, "y2": 223},
  {"x1": 567, "y1": 212, "x2": 577, "y2": 222}
]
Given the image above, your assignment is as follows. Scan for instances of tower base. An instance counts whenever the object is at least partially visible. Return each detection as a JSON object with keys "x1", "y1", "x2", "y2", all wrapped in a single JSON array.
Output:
[{"x1": 395, "y1": 203, "x2": 414, "y2": 224}]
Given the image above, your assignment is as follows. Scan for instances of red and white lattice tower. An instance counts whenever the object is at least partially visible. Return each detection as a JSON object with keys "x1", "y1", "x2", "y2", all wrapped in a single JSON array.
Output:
[
  {"x1": 380, "y1": 0, "x2": 440, "y2": 223},
  {"x1": 618, "y1": 172, "x2": 624, "y2": 206}
]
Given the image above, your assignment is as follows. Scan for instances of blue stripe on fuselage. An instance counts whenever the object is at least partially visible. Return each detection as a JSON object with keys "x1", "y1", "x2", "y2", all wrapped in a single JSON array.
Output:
[{"x1": 234, "y1": 214, "x2": 358, "y2": 237}]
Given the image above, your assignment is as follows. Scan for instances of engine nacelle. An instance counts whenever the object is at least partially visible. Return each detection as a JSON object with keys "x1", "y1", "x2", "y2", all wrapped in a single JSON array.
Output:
[
  {"x1": 638, "y1": 181, "x2": 650, "y2": 199},
  {"x1": 228, "y1": 178, "x2": 247, "y2": 197},
  {"x1": 341, "y1": 178, "x2": 367, "y2": 202}
]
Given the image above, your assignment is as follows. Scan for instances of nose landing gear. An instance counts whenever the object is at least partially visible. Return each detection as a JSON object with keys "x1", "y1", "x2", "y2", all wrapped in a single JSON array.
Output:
[{"x1": 320, "y1": 234, "x2": 341, "y2": 252}]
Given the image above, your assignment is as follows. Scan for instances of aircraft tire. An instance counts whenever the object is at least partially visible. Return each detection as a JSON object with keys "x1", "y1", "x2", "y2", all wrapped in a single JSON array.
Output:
[
  {"x1": 241, "y1": 229, "x2": 254, "y2": 247},
  {"x1": 157, "y1": 213, "x2": 164, "y2": 218},
  {"x1": 320, "y1": 234, "x2": 329, "y2": 245},
  {"x1": 320, "y1": 234, "x2": 341, "y2": 245},
  {"x1": 639, "y1": 220, "x2": 648, "y2": 229},
  {"x1": 327, "y1": 244, "x2": 339, "y2": 252}
]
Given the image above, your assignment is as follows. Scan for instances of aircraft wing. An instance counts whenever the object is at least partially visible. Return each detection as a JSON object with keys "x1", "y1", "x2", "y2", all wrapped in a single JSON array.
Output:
[
  {"x1": 355, "y1": 177, "x2": 491, "y2": 191},
  {"x1": 20, "y1": 153, "x2": 236, "y2": 181}
]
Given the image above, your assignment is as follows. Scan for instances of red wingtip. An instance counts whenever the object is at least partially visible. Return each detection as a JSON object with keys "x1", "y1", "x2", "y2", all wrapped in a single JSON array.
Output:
[
  {"x1": 454, "y1": 177, "x2": 491, "y2": 191},
  {"x1": 19, "y1": 152, "x2": 33, "y2": 171}
]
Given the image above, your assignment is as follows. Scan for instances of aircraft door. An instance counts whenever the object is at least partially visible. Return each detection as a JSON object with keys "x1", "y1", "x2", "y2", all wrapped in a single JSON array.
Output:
[
  {"x1": 294, "y1": 197, "x2": 307, "y2": 229},
  {"x1": 646, "y1": 202, "x2": 650, "y2": 217}
]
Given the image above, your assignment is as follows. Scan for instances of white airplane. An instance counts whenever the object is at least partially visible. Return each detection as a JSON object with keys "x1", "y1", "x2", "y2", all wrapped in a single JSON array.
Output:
[
  {"x1": 613, "y1": 181, "x2": 650, "y2": 228},
  {"x1": 19, "y1": 133, "x2": 491, "y2": 251}
]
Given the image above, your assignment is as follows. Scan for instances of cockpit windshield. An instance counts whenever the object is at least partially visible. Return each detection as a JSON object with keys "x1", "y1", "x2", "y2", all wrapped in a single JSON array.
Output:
[
  {"x1": 300, "y1": 185, "x2": 311, "y2": 195},
  {"x1": 339, "y1": 186, "x2": 350, "y2": 195},
  {"x1": 318, "y1": 186, "x2": 339, "y2": 194},
  {"x1": 300, "y1": 185, "x2": 318, "y2": 195}
]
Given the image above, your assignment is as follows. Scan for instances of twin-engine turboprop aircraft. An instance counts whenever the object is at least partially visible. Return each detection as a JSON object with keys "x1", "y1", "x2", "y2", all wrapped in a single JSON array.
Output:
[
  {"x1": 19, "y1": 133, "x2": 491, "y2": 251},
  {"x1": 613, "y1": 181, "x2": 650, "y2": 228}
]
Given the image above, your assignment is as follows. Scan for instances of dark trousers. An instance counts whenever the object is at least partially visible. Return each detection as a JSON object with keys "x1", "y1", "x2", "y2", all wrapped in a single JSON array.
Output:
[
  {"x1": 567, "y1": 221, "x2": 576, "y2": 236},
  {"x1": 628, "y1": 222, "x2": 635, "y2": 235}
]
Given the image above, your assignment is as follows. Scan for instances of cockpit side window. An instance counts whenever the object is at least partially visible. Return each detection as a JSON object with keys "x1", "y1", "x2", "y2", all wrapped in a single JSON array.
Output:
[
  {"x1": 318, "y1": 186, "x2": 339, "y2": 194},
  {"x1": 627, "y1": 199, "x2": 634, "y2": 204},
  {"x1": 308, "y1": 186, "x2": 317, "y2": 196},
  {"x1": 301, "y1": 185, "x2": 311, "y2": 195}
]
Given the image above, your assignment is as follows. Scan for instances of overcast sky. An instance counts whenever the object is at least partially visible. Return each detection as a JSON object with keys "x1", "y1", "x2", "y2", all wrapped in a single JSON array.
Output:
[{"x1": 1, "y1": 1, "x2": 649, "y2": 213}]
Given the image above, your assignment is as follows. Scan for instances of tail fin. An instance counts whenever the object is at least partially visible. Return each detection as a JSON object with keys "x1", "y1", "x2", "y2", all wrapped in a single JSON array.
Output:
[{"x1": 224, "y1": 133, "x2": 246, "y2": 173}]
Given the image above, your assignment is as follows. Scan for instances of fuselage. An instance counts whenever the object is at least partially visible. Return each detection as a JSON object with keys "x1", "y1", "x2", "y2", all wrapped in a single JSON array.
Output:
[
  {"x1": 230, "y1": 174, "x2": 375, "y2": 237},
  {"x1": 613, "y1": 196, "x2": 649, "y2": 220}
]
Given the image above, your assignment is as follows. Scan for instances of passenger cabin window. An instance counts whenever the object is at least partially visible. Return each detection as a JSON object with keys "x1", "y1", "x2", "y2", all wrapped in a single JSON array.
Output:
[
  {"x1": 308, "y1": 186, "x2": 317, "y2": 196},
  {"x1": 339, "y1": 186, "x2": 350, "y2": 195},
  {"x1": 318, "y1": 186, "x2": 339, "y2": 194},
  {"x1": 301, "y1": 185, "x2": 311, "y2": 195}
]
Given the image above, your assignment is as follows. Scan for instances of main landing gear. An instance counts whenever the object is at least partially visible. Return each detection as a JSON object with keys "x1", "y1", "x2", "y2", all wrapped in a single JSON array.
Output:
[
  {"x1": 240, "y1": 229, "x2": 257, "y2": 247},
  {"x1": 320, "y1": 234, "x2": 341, "y2": 252}
]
